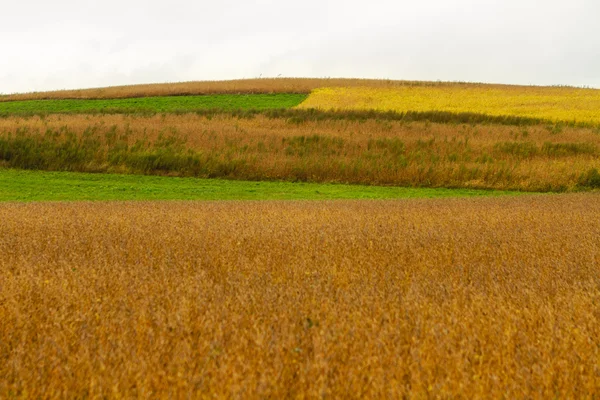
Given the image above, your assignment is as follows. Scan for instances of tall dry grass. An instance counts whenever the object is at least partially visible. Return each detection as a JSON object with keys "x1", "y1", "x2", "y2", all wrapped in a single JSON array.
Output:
[
  {"x1": 1, "y1": 195, "x2": 600, "y2": 397},
  {"x1": 0, "y1": 78, "x2": 569, "y2": 102},
  {"x1": 1, "y1": 114, "x2": 599, "y2": 191}
]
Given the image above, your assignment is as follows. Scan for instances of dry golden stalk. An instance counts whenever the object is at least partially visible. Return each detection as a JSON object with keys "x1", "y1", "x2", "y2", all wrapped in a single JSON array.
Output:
[{"x1": 1, "y1": 195, "x2": 600, "y2": 397}]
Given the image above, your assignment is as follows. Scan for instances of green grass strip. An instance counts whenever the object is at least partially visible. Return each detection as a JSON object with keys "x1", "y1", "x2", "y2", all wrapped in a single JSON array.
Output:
[
  {"x1": 0, "y1": 94, "x2": 307, "y2": 115},
  {"x1": 0, "y1": 169, "x2": 523, "y2": 202}
]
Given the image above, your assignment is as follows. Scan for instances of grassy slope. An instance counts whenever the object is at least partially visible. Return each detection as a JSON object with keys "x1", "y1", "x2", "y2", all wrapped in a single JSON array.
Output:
[
  {"x1": 0, "y1": 93, "x2": 306, "y2": 115},
  {"x1": 1, "y1": 79, "x2": 597, "y2": 127},
  {"x1": 0, "y1": 169, "x2": 521, "y2": 201}
]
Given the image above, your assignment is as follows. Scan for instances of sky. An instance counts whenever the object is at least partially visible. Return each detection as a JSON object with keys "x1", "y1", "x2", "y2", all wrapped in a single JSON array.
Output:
[{"x1": 2, "y1": 0, "x2": 599, "y2": 93}]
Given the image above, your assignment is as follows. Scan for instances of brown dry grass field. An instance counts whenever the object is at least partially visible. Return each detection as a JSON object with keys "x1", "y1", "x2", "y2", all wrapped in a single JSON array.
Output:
[
  {"x1": 1, "y1": 195, "x2": 600, "y2": 398},
  {"x1": 0, "y1": 78, "x2": 559, "y2": 102},
  {"x1": 2, "y1": 114, "x2": 599, "y2": 191}
]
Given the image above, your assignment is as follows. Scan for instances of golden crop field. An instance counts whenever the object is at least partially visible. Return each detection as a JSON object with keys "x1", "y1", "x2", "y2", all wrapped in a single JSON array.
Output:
[
  {"x1": 298, "y1": 86, "x2": 600, "y2": 125},
  {"x1": 0, "y1": 78, "x2": 550, "y2": 102},
  {"x1": 2, "y1": 113, "x2": 599, "y2": 191},
  {"x1": 1, "y1": 195, "x2": 600, "y2": 398}
]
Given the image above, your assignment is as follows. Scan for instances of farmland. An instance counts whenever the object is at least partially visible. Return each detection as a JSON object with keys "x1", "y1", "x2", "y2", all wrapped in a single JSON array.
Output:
[
  {"x1": 2, "y1": 78, "x2": 600, "y2": 398},
  {"x1": 0, "y1": 93, "x2": 306, "y2": 116},
  {"x1": 298, "y1": 86, "x2": 600, "y2": 125},
  {"x1": 1, "y1": 113, "x2": 599, "y2": 192},
  {"x1": 1, "y1": 195, "x2": 599, "y2": 397}
]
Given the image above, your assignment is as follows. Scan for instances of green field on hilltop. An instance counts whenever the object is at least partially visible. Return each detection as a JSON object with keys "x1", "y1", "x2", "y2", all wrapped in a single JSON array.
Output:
[
  {"x1": 0, "y1": 169, "x2": 523, "y2": 202},
  {"x1": 0, "y1": 93, "x2": 307, "y2": 115}
]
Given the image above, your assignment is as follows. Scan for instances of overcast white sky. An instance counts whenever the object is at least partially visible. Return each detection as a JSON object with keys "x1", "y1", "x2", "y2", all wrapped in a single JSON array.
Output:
[{"x1": 2, "y1": 0, "x2": 599, "y2": 93}]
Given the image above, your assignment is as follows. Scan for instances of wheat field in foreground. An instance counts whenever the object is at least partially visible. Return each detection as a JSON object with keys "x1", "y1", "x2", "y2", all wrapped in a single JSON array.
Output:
[
  {"x1": 1, "y1": 195, "x2": 600, "y2": 398},
  {"x1": 298, "y1": 87, "x2": 600, "y2": 125}
]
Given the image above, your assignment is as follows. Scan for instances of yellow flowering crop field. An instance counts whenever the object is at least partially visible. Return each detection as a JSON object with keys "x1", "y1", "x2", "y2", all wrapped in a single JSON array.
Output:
[{"x1": 297, "y1": 86, "x2": 600, "y2": 125}]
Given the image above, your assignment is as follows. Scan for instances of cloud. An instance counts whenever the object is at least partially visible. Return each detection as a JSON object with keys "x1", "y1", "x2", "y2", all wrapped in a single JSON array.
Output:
[{"x1": 1, "y1": 0, "x2": 599, "y2": 93}]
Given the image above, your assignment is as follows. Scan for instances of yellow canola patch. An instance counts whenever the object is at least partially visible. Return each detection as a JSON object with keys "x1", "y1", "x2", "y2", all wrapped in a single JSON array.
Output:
[{"x1": 297, "y1": 86, "x2": 600, "y2": 124}]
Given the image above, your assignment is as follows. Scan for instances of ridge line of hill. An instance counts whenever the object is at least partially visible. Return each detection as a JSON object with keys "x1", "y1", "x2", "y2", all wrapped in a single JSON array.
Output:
[{"x1": 2, "y1": 77, "x2": 598, "y2": 102}]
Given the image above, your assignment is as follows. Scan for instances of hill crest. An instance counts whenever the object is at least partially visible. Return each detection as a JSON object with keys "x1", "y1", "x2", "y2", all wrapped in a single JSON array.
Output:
[{"x1": 2, "y1": 77, "x2": 594, "y2": 102}]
